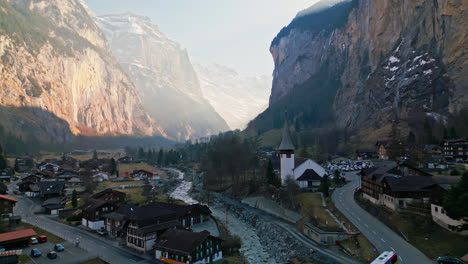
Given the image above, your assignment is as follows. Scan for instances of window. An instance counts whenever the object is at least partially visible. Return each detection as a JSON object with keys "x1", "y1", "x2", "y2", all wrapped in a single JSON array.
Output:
[
  {"x1": 441, "y1": 209, "x2": 445, "y2": 214},
  {"x1": 435, "y1": 207, "x2": 438, "y2": 212}
]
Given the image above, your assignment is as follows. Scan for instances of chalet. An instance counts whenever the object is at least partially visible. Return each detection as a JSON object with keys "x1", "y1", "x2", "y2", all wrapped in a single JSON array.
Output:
[
  {"x1": 0, "y1": 169, "x2": 14, "y2": 183},
  {"x1": 154, "y1": 229, "x2": 223, "y2": 264},
  {"x1": 424, "y1": 176, "x2": 467, "y2": 235},
  {"x1": 125, "y1": 204, "x2": 179, "y2": 253},
  {"x1": 355, "y1": 149, "x2": 376, "y2": 160},
  {"x1": 81, "y1": 199, "x2": 117, "y2": 230},
  {"x1": 149, "y1": 203, "x2": 212, "y2": 228},
  {"x1": 118, "y1": 156, "x2": 134, "y2": 164},
  {"x1": 23, "y1": 184, "x2": 40, "y2": 198},
  {"x1": 37, "y1": 181, "x2": 65, "y2": 199},
  {"x1": 375, "y1": 141, "x2": 390, "y2": 160},
  {"x1": 80, "y1": 159, "x2": 112, "y2": 173},
  {"x1": 130, "y1": 170, "x2": 154, "y2": 181},
  {"x1": 360, "y1": 161, "x2": 398, "y2": 204},
  {"x1": 0, "y1": 195, "x2": 17, "y2": 221},
  {"x1": 39, "y1": 163, "x2": 60, "y2": 172},
  {"x1": 381, "y1": 176, "x2": 434, "y2": 212},
  {"x1": 442, "y1": 139, "x2": 468, "y2": 161},
  {"x1": 21, "y1": 175, "x2": 41, "y2": 184},
  {"x1": 42, "y1": 197, "x2": 65, "y2": 215},
  {"x1": 91, "y1": 188, "x2": 126, "y2": 206},
  {"x1": 424, "y1": 145, "x2": 443, "y2": 159},
  {"x1": 92, "y1": 172, "x2": 109, "y2": 182},
  {"x1": 277, "y1": 121, "x2": 326, "y2": 188}
]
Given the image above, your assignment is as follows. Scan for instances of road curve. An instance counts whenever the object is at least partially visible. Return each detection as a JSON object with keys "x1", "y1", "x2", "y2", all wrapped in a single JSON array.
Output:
[{"x1": 332, "y1": 172, "x2": 433, "y2": 264}]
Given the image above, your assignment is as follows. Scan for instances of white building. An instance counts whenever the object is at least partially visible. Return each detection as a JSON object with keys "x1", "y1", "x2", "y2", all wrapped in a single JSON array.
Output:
[{"x1": 278, "y1": 120, "x2": 326, "y2": 188}]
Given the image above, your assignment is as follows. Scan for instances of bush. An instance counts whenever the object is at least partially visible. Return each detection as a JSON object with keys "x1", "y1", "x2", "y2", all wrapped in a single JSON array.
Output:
[
  {"x1": 221, "y1": 235, "x2": 241, "y2": 255},
  {"x1": 66, "y1": 215, "x2": 81, "y2": 222},
  {"x1": 450, "y1": 169, "x2": 461, "y2": 176}
]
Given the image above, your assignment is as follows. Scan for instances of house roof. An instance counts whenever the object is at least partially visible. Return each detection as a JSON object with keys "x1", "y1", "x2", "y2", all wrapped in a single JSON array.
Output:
[
  {"x1": 0, "y1": 195, "x2": 18, "y2": 203},
  {"x1": 384, "y1": 176, "x2": 435, "y2": 192},
  {"x1": 0, "y1": 229, "x2": 36, "y2": 243},
  {"x1": 37, "y1": 181, "x2": 65, "y2": 195},
  {"x1": 29, "y1": 184, "x2": 40, "y2": 192},
  {"x1": 80, "y1": 199, "x2": 109, "y2": 213},
  {"x1": 278, "y1": 120, "x2": 295, "y2": 151},
  {"x1": 42, "y1": 197, "x2": 63, "y2": 207},
  {"x1": 138, "y1": 220, "x2": 179, "y2": 234},
  {"x1": 375, "y1": 140, "x2": 390, "y2": 148},
  {"x1": 91, "y1": 188, "x2": 126, "y2": 199},
  {"x1": 154, "y1": 229, "x2": 213, "y2": 255},
  {"x1": 295, "y1": 157, "x2": 309, "y2": 167},
  {"x1": 296, "y1": 169, "x2": 322, "y2": 182},
  {"x1": 361, "y1": 161, "x2": 398, "y2": 181}
]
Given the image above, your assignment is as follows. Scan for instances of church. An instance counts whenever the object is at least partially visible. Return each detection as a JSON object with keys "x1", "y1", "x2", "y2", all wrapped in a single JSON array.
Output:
[{"x1": 278, "y1": 120, "x2": 327, "y2": 189}]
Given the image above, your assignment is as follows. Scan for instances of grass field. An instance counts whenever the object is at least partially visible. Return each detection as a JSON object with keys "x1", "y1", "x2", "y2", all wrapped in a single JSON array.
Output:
[
  {"x1": 18, "y1": 254, "x2": 32, "y2": 264},
  {"x1": 65, "y1": 198, "x2": 85, "y2": 209},
  {"x1": 95, "y1": 181, "x2": 147, "y2": 204},
  {"x1": 297, "y1": 193, "x2": 342, "y2": 231},
  {"x1": 17, "y1": 222, "x2": 64, "y2": 244}
]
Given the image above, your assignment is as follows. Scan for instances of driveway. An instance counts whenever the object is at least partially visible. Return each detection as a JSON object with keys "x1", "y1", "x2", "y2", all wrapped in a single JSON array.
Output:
[
  {"x1": 8, "y1": 182, "x2": 154, "y2": 264},
  {"x1": 332, "y1": 172, "x2": 432, "y2": 264}
]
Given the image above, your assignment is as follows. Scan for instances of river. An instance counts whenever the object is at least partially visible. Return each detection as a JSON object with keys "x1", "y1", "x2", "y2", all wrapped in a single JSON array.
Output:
[{"x1": 166, "y1": 168, "x2": 276, "y2": 264}]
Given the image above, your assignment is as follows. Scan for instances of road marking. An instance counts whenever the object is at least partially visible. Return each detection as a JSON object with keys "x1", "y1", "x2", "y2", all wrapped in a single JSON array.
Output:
[
  {"x1": 390, "y1": 247, "x2": 395, "y2": 252},
  {"x1": 372, "y1": 230, "x2": 377, "y2": 234},
  {"x1": 399, "y1": 256, "x2": 403, "y2": 261},
  {"x1": 364, "y1": 224, "x2": 369, "y2": 228},
  {"x1": 65, "y1": 249, "x2": 74, "y2": 255},
  {"x1": 357, "y1": 217, "x2": 361, "y2": 221},
  {"x1": 381, "y1": 238, "x2": 386, "y2": 243}
]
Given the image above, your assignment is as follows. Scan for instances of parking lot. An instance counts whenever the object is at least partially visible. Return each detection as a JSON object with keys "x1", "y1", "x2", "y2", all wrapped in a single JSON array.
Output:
[{"x1": 25, "y1": 240, "x2": 93, "y2": 264}]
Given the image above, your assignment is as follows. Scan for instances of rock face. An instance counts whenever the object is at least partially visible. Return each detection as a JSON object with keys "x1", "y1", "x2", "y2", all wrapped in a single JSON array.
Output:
[
  {"x1": 254, "y1": 0, "x2": 467, "y2": 135},
  {"x1": 194, "y1": 63, "x2": 271, "y2": 130},
  {"x1": 0, "y1": 0, "x2": 154, "y2": 142},
  {"x1": 94, "y1": 13, "x2": 229, "y2": 140}
]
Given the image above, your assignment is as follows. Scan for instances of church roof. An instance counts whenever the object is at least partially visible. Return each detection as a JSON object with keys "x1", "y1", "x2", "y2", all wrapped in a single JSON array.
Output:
[
  {"x1": 296, "y1": 169, "x2": 322, "y2": 181},
  {"x1": 278, "y1": 120, "x2": 295, "y2": 151}
]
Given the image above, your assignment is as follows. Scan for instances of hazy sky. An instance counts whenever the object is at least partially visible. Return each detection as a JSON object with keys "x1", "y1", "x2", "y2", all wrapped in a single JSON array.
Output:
[{"x1": 85, "y1": 0, "x2": 319, "y2": 75}]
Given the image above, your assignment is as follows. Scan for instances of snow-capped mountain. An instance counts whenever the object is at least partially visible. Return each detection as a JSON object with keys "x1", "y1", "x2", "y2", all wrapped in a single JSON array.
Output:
[
  {"x1": 194, "y1": 64, "x2": 271, "y2": 130},
  {"x1": 95, "y1": 13, "x2": 228, "y2": 140}
]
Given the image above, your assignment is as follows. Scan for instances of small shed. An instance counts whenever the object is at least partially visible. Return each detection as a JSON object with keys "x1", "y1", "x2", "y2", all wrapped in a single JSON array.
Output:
[{"x1": 303, "y1": 222, "x2": 352, "y2": 245}]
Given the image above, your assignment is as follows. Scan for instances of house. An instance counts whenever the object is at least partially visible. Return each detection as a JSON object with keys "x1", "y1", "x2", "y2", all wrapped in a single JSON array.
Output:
[
  {"x1": 303, "y1": 222, "x2": 352, "y2": 245},
  {"x1": 0, "y1": 169, "x2": 14, "y2": 183},
  {"x1": 81, "y1": 199, "x2": 117, "y2": 230},
  {"x1": 154, "y1": 229, "x2": 223, "y2": 264},
  {"x1": 442, "y1": 139, "x2": 468, "y2": 162},
  {"x1": 36, "y1": 181, "x2": 65, "y2": 199},
  {"x1": 295, "y1": 169, "x2": 323, "y2": 189},
  {"x1": 0, "y1": 229, "x2": 36, "y2": 247},
  {"x1": 118, "y1": 156, "x2": 134, "y2": 164},
  {"x1": 42, "y1": 197, "x2": 65, "y2": 215},
  {"x1": 360, "y1": 161, "x2": 398, "y2": 204},
  {"x1": 424, "y1": 145, "x2": 443, "y2": 159},
  {"x1": 130, "y1": 170, "x2": 154, "y2": 181},
  {"x1": 381, "y1": 176, "x2": 434, "y2": 212},
  {"x1": 92, "y1": 172, "x2": 109, "y2": 182},
  {"x1": 80, "y1": 159, "x2": 112, "y2": 173},
  {"x1": 21, "y1": 175, "x2": 41, "y2": 184},
  {"x1": 375, "y1": 141, "x2": 390, "y2": 160},
  {"x1": 425, "y1": 176, "x2": 467, "y2": 235},
  {"x1": 278, "y1": 120, "x2": 326, "y2": 188},
  {"x1": 91, "y1": 188, "x2": 126, "y2": 207},
  {"x1": 39, "y1": 163, "x2": 60, "y2": 172},
  {"x1": 355, "y1": 149, "x2": 376, "y2": 160},
  {"x1": 0, "y1": 195, "x2": 17, "y2": 221},
  {"x1": 23, "y1": 184, "x2": 40, "y2": 198},
  {"x1": 149, "y1": 203, "x2": 212, "y2": 228}
]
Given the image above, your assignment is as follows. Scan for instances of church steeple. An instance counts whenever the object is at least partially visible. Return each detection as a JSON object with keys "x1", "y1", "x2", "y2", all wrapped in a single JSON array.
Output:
[{"x1": 279, "y1": 112, "x2": 295, "y2": 185}]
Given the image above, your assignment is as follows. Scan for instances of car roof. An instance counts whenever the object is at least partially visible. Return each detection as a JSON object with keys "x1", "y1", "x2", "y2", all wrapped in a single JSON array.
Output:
[{"x1": 39, "y1": 235, "x2": 46, "y2": 238}]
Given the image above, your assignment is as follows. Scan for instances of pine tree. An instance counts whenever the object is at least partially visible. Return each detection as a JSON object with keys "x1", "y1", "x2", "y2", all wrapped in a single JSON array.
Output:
[
  {"x1": 444, "y1": 172, "x2": 468, "y2": 220},
  {"x1": 14, "y1": 159, "x2": 19, "y2": 172},
  {"x1": 388, "y1": 122, "x2": 404, "y2": 160},
  {"x1": 92, "y1": 149, "x2": 98, "y2": 160},
  {"x1": 71, "y1": 189, "x2": 78, "y2": 208},
  {"x1": 157, "y1": 149, "x2": 164, "y2": 167},
  {"x1": 320, "y1": 174, "x2": 330, "y2": 197},
  {"x1": 110, "y1": 158, "x2": 117, "y2": 176},
  {"x1": 0, "y1": 145, "x2": 6, "y2": 170},
  {"x1": 265, "y1": 159, "x2": 277, "y2": 187}
]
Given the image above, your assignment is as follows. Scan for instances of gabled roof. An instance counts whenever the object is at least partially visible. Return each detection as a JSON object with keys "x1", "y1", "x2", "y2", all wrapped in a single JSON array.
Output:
[
  {"x1": 0, "y1": 195, "x2": 18, "y2": 203},
  {"x1": 154, "y1": 229, "x2": 215, "y2": 255},
  {"x1": 296, "y1": 169, "x2": 322, "y2": 181},
  {"x1": 278, "y1": 120, "x2": 295, "y2": 151},
  {"x1": 91, "y1": 188, "x2": 126, "y2": 199},
  {"x1": 383, "y1": 176, "x2": 435, "y2": 192},
  {"x1": 80, "y1": 199, "x2": 110, "y2": 213},
  {"x1": 0, "y1": 229, "x2": 36, "y2": 243},
  {"x1": 295, "y1": 157, "x2": 309, "y2": 167},
  {"x1": 361, "y1": 161, "x2": 398, "y2": 181},
  {"x1": 37, "y1": 181, "x2": 65, "y2": 195}
]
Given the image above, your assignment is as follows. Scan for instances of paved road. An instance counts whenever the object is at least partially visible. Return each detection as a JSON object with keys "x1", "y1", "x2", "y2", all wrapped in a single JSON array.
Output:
[
  {"x1": 8, "y1": 182, "x2": 154, "y2": 264},
  {"x1": 332, "y1": 172, "x2": 433, "y2": 264}
]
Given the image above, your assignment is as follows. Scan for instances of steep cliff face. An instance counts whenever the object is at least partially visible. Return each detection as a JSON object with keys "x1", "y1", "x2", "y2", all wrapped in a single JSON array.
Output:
[
  {"x1": 194, "y1": 63, "x2": 271, "y2": 130},
  {"x1": 0, "y1": 0, "x2": 154, "y2": 142},
  {"x1": 95, "y1": 13, "x2": 229, "y2": 141},
  {"x1": 256, "y1": 0, "x2": 467, "y2": 136}
]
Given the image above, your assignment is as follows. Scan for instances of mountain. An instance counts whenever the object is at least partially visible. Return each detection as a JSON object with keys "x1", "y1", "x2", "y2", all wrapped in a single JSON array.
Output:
[
  {"x1": 248, "y1": 0, "x2": 468, "y2": 142},
  {"x1": 194, "y1": 63, "x2": 271, "y2": 130},
  {"x1": 0, "y1": 0, "x2": 154, "y2": 142},
  {"x1": 94, "y1": 13, "x2": 229, "y2": 141}
]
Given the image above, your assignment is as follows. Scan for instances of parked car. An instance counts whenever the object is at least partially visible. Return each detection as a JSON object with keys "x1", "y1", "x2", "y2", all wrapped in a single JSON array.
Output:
[
  {"x1": 54, "y1": 244, "x2": 64, "y2": 252},
  {"x1": 38, "y1": 235, "x2": 47, "y2": 243},
  {"x1": 437, "y1": 256, "x2": 467, "y2": 264},
  {"x1": 97, "y1": 228, "x2": 108, "y2": 236},
  {"x1": 47, "y1": 251, "x2": 57, "y2": 259},
  {"x1": 31, "y1": 237, "x2": 38, "y2": 245},
  {"x1": 30, "y1": 248, "x2": 41, "y2": 257}
]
